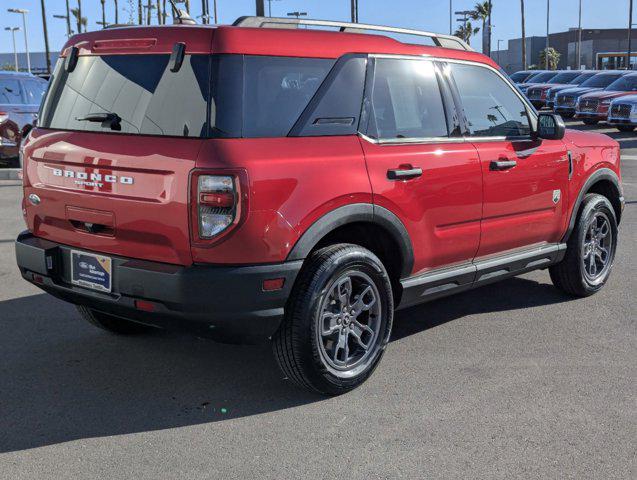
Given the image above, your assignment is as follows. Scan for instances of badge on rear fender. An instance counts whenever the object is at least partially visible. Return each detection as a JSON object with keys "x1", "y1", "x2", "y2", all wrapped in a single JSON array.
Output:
[{"x1": 553, "y1": 189, "x2": 561, "y2": 204}]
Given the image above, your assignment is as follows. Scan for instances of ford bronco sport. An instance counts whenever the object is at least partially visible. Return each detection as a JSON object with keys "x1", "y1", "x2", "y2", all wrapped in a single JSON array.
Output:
[{"x1": 15, "y1": 16, "x2": 625, "y2": 395}]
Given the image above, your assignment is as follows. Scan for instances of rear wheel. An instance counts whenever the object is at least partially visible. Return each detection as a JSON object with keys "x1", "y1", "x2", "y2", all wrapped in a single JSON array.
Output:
[
  {"x1": 617, "y1": 125, "x2": 635, "y2": 132},
  {"x1": 582, "y1": 119, "x2": 599, "y2": 126},
  {"x1": 273, "y1": 244, "x2": 394, "y2": 395},
  {"x1": 76, "y1": 306, "x2": 156, "y2": 334},
  {"x1": 550, "y1": 194, "x2": 617, "y2": 297}
]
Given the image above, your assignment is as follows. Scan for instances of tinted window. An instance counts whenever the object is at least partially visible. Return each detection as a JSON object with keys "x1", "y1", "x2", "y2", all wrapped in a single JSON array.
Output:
[
  {"x1": 606, "y1": 74, "x2": 637, "y2": 92},
  {"x1": 580, "y1": 73, "x2": 624, "y2": 88},
  {"x1": 22, "y1": 79, "x2": 47, "y2": 105},
  {"x1": 243, "y1": 56, "x2": 334, "y2": 137},
  {"x1": 449, "y1": 63, "x2": 531, "y2": 138},
  {"x1": 0, "y1": 78, "x2": 23, "y2": 104},
  {"x1": 368, "y1": 58, "x2": 448, "y2": 140},
  {"x1": 570, "y1": 72, "x2": 596, "y2": 84},
  {"x1": 549, "y1": 72, "x2": 581, "y2": 84},
  {"x1": 40, "y1": 54, "x2": 209, "y2": 137},
  {"x1": 510, "y1": 71, "x2": 531, "y2": 83}
]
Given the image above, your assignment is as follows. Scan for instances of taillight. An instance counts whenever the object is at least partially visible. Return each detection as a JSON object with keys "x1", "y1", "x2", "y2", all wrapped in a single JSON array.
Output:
[
  {"x1": 190, "y1": 170, "x2": 246, "y2": 244},
  {"x1": 0, "y1": 112, "x2": 8, "y2": 124}
]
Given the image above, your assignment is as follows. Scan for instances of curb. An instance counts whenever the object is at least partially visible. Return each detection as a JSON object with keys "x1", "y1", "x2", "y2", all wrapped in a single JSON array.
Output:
[{"x1": 0, "y1": 169, "x2": 21, "y2": 181}]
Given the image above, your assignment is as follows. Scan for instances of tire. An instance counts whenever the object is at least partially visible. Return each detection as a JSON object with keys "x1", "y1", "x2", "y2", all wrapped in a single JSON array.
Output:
[
  {"x1": 549, "y1": 194, "x2": 618, "y2": 297},
  {"x1": 617, "y1": 125, "x2": 635, "y2": 132},
  {"x1": 582, "y1": 119, "x2": 599, "y2": 126},
  {"x1": 561, "y1": 112, "x2": 575, "y2": 119},
  {"x1": 273, "y1": 244, "x2": 394, "y2": 395},
  {"x1": 76, "y1": 305, "x2": 156, "y2": 335}
]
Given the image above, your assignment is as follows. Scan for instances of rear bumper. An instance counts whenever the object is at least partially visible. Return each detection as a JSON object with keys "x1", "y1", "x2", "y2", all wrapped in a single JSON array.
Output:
[{"x1": 15, "y1": 232, "x2": 302, "y2": 343}]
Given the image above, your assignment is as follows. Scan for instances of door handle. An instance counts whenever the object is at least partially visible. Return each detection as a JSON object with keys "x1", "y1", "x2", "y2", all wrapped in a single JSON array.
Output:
[
  {"x1": 490, "y1": 160, "x2": 517, "y2": 171},
  {"x1": 387, "y1": 167, "x2": 423, "y2": 180}
]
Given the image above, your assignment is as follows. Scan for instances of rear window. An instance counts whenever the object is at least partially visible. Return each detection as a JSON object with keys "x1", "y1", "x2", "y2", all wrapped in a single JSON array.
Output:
[
  {"x1": 22, "y1": 79, "x2": 48, "y2": 105},
  {"x1": 0, "y1": 78, "x2": 24, "y2": 104},
  {"x1": 39, "y1": 54, "x2": 335, "y2": 139}
]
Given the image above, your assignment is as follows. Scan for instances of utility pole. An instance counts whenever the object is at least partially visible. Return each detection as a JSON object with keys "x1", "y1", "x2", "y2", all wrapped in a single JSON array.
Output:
[
  {"x1": 40, "y1": 0, "x2": 51, "y2": 74},
  {"x1": 65, "y1": 0, "x2": 72, "y2": 34},
  {"x1": 497, "y1": 39, "x2": 503, "y2": 66},
  {"x1": 545, "y1": 0, "x2": 550, "y2": 70},
  {"x1": 4, "y1": 27, "x2": 20, "y2": 71},
  {"x1": 138, "y1": 0, "x2": 143, "y2": 24},
  {"x1": 256, "y1": 0, "x2": 265, "y2": 16},
  {"x1": 487, "y1": 0, "x2": 492, "y2": 57},
  {"x1": 7, "y1": 9, "x2": 31, "y2": 74},
  {"x1": 100, "y1": 0, "x2": 106, "y2": 27},
  {"x1": 449, "y1": 0, "x2": 452, "y2": 34},
  {"x1": 113, "y1": 0, "x2": 119, "y2": 24},
  {"x1": 201, "y1": 0, "x2": 208, "y2": 24},
  {"x1": 629, "y1": 0, "x2": 634, "y2": 70},
  {"x1": 521, "y1": 0, "x2": 527, "y2": 70},
  {"x1": 351, "y1": 0, "x2": 358, "y2": 23},
  {"x1": 576, "y1": 0, "x2": 583, "y2": 68}
]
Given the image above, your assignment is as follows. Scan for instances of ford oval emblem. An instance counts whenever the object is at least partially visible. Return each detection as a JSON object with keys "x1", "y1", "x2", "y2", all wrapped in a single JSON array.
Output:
[{"x1": 28, "y1": 193, "x2": 41, "y2": 206}]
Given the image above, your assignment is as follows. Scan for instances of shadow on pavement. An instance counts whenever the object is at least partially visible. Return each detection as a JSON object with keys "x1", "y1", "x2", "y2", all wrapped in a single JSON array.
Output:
[{"x1": 0, "y1": 275, "x2": 574, "y2": 453}]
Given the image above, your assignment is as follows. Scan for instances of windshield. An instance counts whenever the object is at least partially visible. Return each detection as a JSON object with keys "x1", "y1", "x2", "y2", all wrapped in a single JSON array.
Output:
[
  {"x1": 510, "y1": 71, "x2": 531, "y2": 83},
  {"x1": 606, "y1": 75, "x2": 637, "y2": 92},
  {"x1": 549, "y1": 72, "x2": 581, "y2": 84},
  {"x1": 569, "y1": 72, "x2": 596, "y2": 84},
  {"x1": 580, "y1": 73, "x2": 625, "y2": 88},
  {"x1": 527, "y1": 72, "x2": 557, "y2": 83}
]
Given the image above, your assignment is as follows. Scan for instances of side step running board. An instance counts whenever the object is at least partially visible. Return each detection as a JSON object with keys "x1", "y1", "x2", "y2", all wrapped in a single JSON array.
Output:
[{"x1": 398, "y1": 243, "x2": 567, "y2": 310}]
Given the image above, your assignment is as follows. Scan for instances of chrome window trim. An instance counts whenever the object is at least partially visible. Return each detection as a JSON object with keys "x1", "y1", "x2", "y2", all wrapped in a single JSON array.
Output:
[{"x1": 360, "y1": 54, "x2": 538, "y2": 146}]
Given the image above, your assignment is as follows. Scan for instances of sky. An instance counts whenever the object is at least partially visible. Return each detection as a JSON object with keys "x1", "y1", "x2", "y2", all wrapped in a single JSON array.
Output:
[{"x1": 0, "y1": 0, "x2": 630, "y2": 55}]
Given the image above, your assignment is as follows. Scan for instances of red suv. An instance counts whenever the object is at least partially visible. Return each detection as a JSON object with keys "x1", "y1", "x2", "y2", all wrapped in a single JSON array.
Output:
[{"x1": 15, "y1": 17, "x2": 625, "y2": 395}]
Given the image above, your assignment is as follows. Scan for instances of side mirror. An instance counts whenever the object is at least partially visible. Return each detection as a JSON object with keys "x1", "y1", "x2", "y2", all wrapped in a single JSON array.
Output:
[{"x1": 536, "y1": 112, "x2": 565, "y2": 140}]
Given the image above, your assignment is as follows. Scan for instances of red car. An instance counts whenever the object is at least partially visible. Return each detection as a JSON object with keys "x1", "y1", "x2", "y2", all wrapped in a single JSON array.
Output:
[
  {"x1": 0, "y1": 71, "x2": 47, "y2": 167},
  {"x1": 15, "y1": 17, "x2": 625, "y2": 395},
  {"x1": 576, "y1": 72, "x2": 637, "y2": 125}
]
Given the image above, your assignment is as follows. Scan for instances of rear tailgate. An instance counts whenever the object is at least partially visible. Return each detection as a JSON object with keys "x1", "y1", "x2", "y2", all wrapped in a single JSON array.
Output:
[{"x1": 23, "y1": 129, "x2": 200, "y2": 265}]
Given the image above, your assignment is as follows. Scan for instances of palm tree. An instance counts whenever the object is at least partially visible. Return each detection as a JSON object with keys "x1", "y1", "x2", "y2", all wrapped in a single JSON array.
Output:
[
  {"x1": 539, "y1": 47, "x2": 561, "y2": 70},
  {"x1": 521, "y1": 0, "x2": 527, "y2": 69},
  {"x1": 470, "y1": 1, "x2": 492, "y2": 55},
  {"x1": 454, "y1": 21, "x2": 480, "y2": 47},
  {"x1": 76, "y1": 0, "x2": 83, "y2": 33},
  {"x1": 71, "y1": 7, "x2": 88, "y2": 33}
]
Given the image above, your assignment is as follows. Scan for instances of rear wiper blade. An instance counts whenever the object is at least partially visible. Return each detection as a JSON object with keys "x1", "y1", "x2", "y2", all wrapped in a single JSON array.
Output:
[{"x1": 76, "y1": 112, "x2": 122, "y2": 131}]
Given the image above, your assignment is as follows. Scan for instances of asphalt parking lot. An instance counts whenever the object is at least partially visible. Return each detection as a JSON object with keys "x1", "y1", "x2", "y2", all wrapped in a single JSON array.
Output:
[{"x1": 0, "y1": 122, "x2": 635, "y2": 479}]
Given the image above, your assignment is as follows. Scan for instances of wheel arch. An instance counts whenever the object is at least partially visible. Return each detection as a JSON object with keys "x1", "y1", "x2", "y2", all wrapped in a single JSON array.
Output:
[
  {"x1": 286, "y1": 203, "x2": 414, "y2": 281},
  {"x1": 564, "y1": 168, "x2": 623, "y2": 242}
]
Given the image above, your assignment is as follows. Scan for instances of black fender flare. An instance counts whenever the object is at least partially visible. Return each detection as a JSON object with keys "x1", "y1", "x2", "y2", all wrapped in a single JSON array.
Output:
[
  {"x1": 563, "y1": 168, "x2": 622, "y2": 242},
  {"x1": 286, "y1": 203, "x2": 414, "y2": 278}
]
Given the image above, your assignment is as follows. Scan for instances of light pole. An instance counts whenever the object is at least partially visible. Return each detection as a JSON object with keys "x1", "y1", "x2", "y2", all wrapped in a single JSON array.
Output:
[
  {"x1": 497, "y1": 39, "x2": 503, "y2": 65},
  {"x1": 449, "y1": 0, "x2": 452, "y2": 35},
  {"x1": 287, "y1": 11, "x2": 307, "y2": 19},
  {"x1": 256, "y1": 0, "x2": 265, "y2": 16},
  {"x1": 351, "y1": 0, "x2": 358, "y2": 23},
  {"x1": 629, "y1": 0, "x2": 634, "y2": 70},
  {"x1": 577, "y1": 0, "x2": 582, "y2": 69},
  {"x1": 545, "y1": 0, "x2": 550, "y2": 70},
  {"x1": 4, "y1": 27, "x2": 20, "y2": 71},
  {"x1": 7, "y1": 8, "x2": 30, "y2": 74}
]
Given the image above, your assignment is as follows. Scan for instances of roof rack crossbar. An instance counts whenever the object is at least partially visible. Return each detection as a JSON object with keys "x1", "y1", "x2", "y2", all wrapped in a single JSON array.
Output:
[{"x1": 232, "y1": 16, "x2": 473, "y2": 52}]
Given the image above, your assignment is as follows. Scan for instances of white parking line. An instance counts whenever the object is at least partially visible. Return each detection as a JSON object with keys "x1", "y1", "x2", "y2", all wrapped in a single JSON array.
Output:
[{"x1": 621, "y1": 155, "x2": 637, "y2": 161}]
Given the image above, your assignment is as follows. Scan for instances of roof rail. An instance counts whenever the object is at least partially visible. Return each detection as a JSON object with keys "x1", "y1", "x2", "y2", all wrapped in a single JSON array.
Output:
[{"x1": 232, "y1": 16, "x2": 473, "y2": 52}]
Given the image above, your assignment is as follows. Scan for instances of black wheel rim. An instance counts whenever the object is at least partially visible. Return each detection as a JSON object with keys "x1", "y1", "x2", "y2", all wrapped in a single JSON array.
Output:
[
  {"x1": 316, "y1": 270, "x2": 382, "y2": 377},
  {"x1": 581, "y1": 211, "x2": 613, "y2": 285}
]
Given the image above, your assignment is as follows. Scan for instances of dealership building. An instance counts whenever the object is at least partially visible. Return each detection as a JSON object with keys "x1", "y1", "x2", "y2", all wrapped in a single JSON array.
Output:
[{"x1": 494, "y1": 28, "x2": 637, "y2": 73}]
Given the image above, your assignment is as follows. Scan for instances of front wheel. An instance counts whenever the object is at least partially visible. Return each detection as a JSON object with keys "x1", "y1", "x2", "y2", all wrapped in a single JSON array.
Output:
[
  {"x1": 617, "y1": 125, "x2": 635, "y2": 132},
  {"x1": 273, "y1": 244, "x2": 394, "y2": 395},
  {"x1": 550, "y1": 194, "x2": 618, "y2": 297}
]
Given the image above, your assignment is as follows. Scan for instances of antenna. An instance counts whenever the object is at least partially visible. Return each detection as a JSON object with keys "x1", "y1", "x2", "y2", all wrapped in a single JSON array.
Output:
[{"x1": 166, "y1": 0, "x2": 196, "y2": 25}]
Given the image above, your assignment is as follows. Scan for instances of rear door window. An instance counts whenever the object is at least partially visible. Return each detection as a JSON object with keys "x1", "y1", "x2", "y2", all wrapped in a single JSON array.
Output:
[
  {"x1": 367, "y1": 57, "x2": 448, "y2": 140},
  {"x1": 40, "y1": 54, "x2": 209, "y2": 137},
  {"x1": 0, "y1": 78, "x2": 24, "y2": 104},
  {"x1": 448, "y1": 63, "x2": 531, "y2": 138}
]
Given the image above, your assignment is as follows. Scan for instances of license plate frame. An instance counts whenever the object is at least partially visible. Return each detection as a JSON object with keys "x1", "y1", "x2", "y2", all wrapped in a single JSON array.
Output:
[{"x1": 70, "y1": 250, "x2": 113, "y2": 293}]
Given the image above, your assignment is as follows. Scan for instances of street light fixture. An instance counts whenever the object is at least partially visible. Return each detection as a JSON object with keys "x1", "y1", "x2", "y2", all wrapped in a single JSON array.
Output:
[
  {"x1": 7, "y1": 8, "x2": 30, "y2": 74},
  {"x1": 545, "y1": 0, "x2": 550, "y2": 70},
  {"x1": 4, "y1": 27, "x2": 20, "y2": 72},
  {"x1": 53, "y1": 14, "x2": 73, "y2": 37}
]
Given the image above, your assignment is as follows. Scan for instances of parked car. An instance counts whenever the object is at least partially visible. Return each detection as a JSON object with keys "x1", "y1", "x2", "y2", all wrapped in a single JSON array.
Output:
[
  {"x1": 546, "y1": 71, "x2": 598, "y2": 110},
  {"x1": 15, "y1": 17, "x2": 625, "y2": 395},
  {"x1": 525, "y1": 71, "x2": 584, "y2": 109},
  {"x1": 608, "y1": 95, "x2": 637, "y2": 131},
  {"x1": 509, "y1": 70, "x2": 537, "y2": 84},
  {"x1": 0, "y1": 71, "x2": 47, "y2": 167},
  {"x1": 555, "y1": 71, "x2": 629, "y2": 119},
  {"x1": 576, "y1": 72, "x2": 637, "y2": 125},
  {"x1": 516, "y1": 70, "x2": 557, "y2": 94}
]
